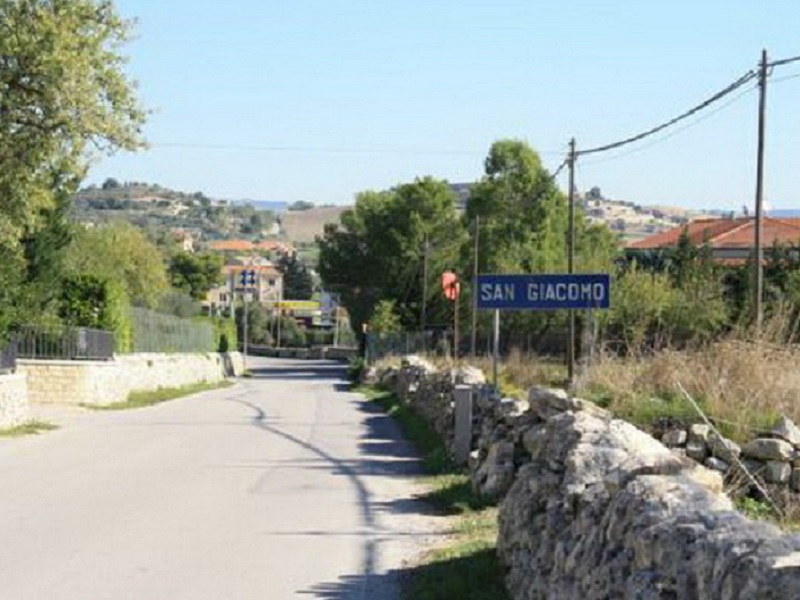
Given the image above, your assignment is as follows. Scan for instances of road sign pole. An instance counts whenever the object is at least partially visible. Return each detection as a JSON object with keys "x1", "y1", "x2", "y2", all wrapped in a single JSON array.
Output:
[
  {"x1": 471, "y1": 216, "x2": 480, "y2": 358},
  {"x1": 454, "y1": 294, "x2": 460, "y2": 362},
  {"x1": 492, "y1": 309, "x2": 500, "y2": 393},
  {"x1": 243, "y1": 289, "x2": 249, "y2": 373}
]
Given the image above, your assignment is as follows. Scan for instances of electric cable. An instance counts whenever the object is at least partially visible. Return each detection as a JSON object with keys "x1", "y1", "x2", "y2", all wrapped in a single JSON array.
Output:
[{"x1": 577, "y1": 69, "x2": 758, "y2": 157}]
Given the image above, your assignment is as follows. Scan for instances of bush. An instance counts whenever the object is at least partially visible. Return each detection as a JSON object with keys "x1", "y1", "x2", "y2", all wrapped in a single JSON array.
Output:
[
  {"x1": 347, "y1": 356, "x2": 365, "y2": 382},
  {"x1": 208, "y1": 316, "x2": 238, "y2": 353}
]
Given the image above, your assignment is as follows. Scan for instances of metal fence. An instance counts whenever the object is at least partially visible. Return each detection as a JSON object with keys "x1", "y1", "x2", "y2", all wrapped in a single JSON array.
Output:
[
  {"x1": 366, "y1": 327, "x2": 575, "y2": 365},
  {"x1": 128, "y1": 307, "x2": 215, "y2": 353},
  {"x1": 15, "y1": 326, "x2": 115, "y2": 361},
  {"x1": 0, "y1": 341, "x2": 16, "y2": 373}
]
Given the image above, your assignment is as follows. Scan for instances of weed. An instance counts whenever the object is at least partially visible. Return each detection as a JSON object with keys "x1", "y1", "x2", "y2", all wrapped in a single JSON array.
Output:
[
  {"x1": 357, "y1": 384, "x2": 509, "y2": 600},
  {"x1": 86, "y1": 380, "x2": 233, "y2": 410},
  {"x1": 0, "y1": 420, "x2": 58, "y2": 438}
]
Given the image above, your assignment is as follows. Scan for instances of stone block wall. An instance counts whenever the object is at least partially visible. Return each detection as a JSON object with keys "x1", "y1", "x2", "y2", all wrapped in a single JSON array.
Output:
[
  {"x1": 0, "y1": 373, "x2": 29, "y2": 428},
  {"x1": 19, "y1": 352, "x2": 243, "y2": 406},
  {"x1": 372, "y1": 355, "x2": 800, "y2": 600}
]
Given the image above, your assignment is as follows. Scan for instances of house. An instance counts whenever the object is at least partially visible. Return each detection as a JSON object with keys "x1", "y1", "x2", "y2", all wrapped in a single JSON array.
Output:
[
  {"x1": 626, "y1": 216, "x2": 800, "y2": 264},
  {"x1": 171, "y1": 228, "x2": 197, "y2": 253},
  {"x1": 208, "y1": 239, "x2": 295, "y2": 255},
  {"x1": 203, "y1": 255, "x2": 284, "y2": 314}
]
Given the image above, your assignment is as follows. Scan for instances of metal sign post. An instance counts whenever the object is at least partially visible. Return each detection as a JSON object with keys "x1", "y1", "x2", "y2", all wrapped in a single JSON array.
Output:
[
  {"x1": 493, "y1": 309, "x2": 500, "y2": 393},
  {"x1": 239, "y1": 269, "x2": 256, "y2": 372},
  {"x1": 476, "y1": 273, "x2": 611, "y2": 387}
]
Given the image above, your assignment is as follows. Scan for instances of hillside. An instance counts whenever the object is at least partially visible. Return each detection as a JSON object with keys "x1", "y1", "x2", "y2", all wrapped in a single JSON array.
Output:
[
  {"x1": 580, "y1": 196, "x2": 707, "y2": 242},
  {"x1": 71, "y1": 181, "x2": 278, "y2": 244},
  {"x1": 280, "y1": 206, "x2": 350, "y2": 244}
]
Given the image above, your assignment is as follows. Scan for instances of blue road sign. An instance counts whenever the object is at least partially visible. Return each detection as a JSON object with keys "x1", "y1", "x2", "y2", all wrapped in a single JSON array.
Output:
[
  {"x1": 476, "y1": 274, "x2": 610, "y2": 310},
  {"x1": 239, "y1": 270, "x2": 256, "y2": 287}
]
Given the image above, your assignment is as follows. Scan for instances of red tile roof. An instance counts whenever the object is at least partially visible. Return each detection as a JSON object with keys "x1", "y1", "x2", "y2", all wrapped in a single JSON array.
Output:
[
  {"x1": 209, "y1": 239, "x2": 295, "y2": 254},
  {"x1": 627, "y1": 217, "x2": 800, "y2": 250}
]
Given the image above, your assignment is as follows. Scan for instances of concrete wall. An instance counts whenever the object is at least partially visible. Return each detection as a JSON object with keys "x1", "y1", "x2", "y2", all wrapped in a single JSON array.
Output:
[
  {"x1": 19, "y1": 352, "x2": 244, "y2": 406},
  {"x1": 0, "y1": 373, "x2": 29, "y2": 428}
]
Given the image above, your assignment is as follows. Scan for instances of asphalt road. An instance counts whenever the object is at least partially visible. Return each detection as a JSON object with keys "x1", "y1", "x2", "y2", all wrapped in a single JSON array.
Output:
[{"x1": 0, "y1": 357, "x2": 436, "y2": 600}]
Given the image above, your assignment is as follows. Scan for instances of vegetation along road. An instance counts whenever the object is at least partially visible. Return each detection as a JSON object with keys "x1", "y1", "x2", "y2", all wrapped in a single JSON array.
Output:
[{"x1": 0, "y1": 358, "x2": 437, "y2": 599}]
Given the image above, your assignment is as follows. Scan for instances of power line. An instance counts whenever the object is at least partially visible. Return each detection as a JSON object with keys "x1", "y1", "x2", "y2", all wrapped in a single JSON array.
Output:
[
  {"x1": 768, "y1": 54, "x2": 800, "y2": 68},
  {"x1": 577, "y1": 69, "x2": 758, "y2": 157},
  {"x1": 580, "y1": 82, "x2": 758, "y2": 167},
  {"x1": 152, "y1": 141, "x2": 565, "y2": 158}
]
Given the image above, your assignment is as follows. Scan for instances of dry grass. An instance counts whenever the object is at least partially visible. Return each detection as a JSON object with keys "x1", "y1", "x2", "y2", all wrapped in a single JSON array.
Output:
[
  {"x1": 424, "y1": 348, "x2": 567, "y2": 399},
  {"x1": 577, "y1": 337, "x2": 800, "y2": 441}
]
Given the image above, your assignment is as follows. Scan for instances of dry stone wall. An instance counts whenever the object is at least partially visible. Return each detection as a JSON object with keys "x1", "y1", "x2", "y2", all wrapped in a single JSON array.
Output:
[
  {"x1": 0, "y1": 373, "x2": 29, "y2": 428},
  {"x1": 372, "y1": 356, "x2": 800, "y2": 600}
]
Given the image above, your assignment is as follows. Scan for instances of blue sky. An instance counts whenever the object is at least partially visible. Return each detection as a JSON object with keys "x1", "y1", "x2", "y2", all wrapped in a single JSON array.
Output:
[{"x1": 88, "y1": 1, "x2": 800, "y2": 210}]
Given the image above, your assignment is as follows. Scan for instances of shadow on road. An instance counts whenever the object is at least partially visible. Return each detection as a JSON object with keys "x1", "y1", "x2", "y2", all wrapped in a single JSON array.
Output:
[
  {"x1": 234, "y1": 358, "x2": 464, "y2": 599},
  {"x1": 299, "y1": 548, "x2": 503, "y2": 599},
  {"x1": 247, "y1": 361, "x2": 347, "y2": 381}
]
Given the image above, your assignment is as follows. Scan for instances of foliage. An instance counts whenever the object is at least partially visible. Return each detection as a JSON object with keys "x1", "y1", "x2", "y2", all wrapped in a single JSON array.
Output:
[
  {"x1": 57, "y1": 273, "x2": 132, "y2": 351},
  {"x1": 0, "y1": 0, "x2": 145, "y2": 339},
  {"x1": 346, "y1": 356, "x2": 365, "y2": 382},
  {"x1": 319, "y1": 176, "x2": 465, "y2": 336},
  {"x1": 368, "y1": 300, "x2": 403, "y2": 334},
  {"x1": 276, "y1": 315, "x2": 306, "y2": 348},
  {"x1": 288, "y1": 200, "x2": 315, "y2": 211},
  {"x1": 357, "y1": 384, "x2": 508, "y2": 599},
  {"x1": 168, "y1": 252, "x2": 224, "y2": 300},
  {"x1": 0, "y1": 420, "x2": 58, "y2": 438},
  {"x1": 65, "y1": 222, "x2": 170, "y2": 308},
  {"x1": 156, "y1": 290, "x2": 202, "y2": 319},
  {"x1": 88, "y1": 381, "x2": 233, "y2": 411},
  {"x1": 208, "y1": 316, "x2": 238, "y2": 353},
  {"x1": 235, "y1": 303, "x2": 274, "y2": 347},
  {"x1": 465, "y1": 139, "x2": 618, "y2": 343},
  {"x1": 277, "y1": 252, "x2": 314, "y2": 300}
]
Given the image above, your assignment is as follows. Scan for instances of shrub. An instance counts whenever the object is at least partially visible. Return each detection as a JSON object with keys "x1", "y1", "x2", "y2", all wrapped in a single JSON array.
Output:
[{"x1": 347, "y1": 356, "x2": 365, "y2": 382}]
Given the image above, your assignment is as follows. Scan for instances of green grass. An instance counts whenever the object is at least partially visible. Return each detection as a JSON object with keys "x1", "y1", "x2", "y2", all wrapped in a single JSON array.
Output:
[
  {"x1": 0, "y1": 420, "x2": 58, "y2": 438},
  {"x1": 354, "y1": 384, "x2": 509, "y2": 600},
  {"x1": 86, "y1": 380, "x2": 233, "y2": 410}
]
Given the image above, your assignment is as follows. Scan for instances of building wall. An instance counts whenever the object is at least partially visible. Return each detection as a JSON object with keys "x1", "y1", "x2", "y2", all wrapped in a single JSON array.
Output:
[
  {"x1": 0, "y1": 373, "x2": 29, "y2": 428},
  {"x1": 18, "y1": 352, "x2": 244, "y2": 407}
]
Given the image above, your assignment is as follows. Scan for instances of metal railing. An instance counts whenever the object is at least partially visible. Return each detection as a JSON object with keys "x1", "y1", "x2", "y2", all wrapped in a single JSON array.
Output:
[
  {"x1": 128, "y1": 307, "x2": 215, "y2": 354},
  {"x1": 0, "y1": 341, "x2": 16, "y2": 373},
  {"x1": 15, "y1": 326, "x2": 115, "y2": 361}
]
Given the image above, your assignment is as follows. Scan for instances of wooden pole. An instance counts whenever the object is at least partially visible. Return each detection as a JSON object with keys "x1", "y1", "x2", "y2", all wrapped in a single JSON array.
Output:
[
  {"x1": 421, "y1": 234, "x2": 429, "y2": 334},
  {"x1": 471, "y1": 216, "x2": 480, "y2": 357},
  {"x1": 567, "y1": 138, "x2": 577, "y2": 383},
  {"x1": 754, "y1": 49, "x2": 768, "y2": 333}
]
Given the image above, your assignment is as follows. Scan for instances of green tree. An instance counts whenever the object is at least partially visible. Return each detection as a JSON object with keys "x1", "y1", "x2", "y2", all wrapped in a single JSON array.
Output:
[
  {"x1": 319, "y1": 176, "x2": 465, "y2": 335},
  {"x1": 58, "y1": 273, "x2": 132, "y2": 351},
  {"x1": 168, "y1": 252, "x2": 224, "y2": 300},
  {"x1": 368, "y1": 300, "x2": 402, "y2": 334},
  {"x1": 278, "y1": 253, "x2": 314, "y2": 300},
  {"x1": 465, "y1": 139, "x2": 618, "y2": 344},
  {"x1": 0, "y1": 0, "x2": 145, "y2": 337},
  {"x1": 65, "y1": 222, "x2": 169, "y2": 308}
]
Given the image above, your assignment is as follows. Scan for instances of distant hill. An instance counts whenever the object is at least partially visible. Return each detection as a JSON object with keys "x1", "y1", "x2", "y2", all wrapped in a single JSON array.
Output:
[
  {"x1": 280, "y1": 206, "x2": 350, "y2": 244},
  {"x1": 230, "y1": 199, "x2": 288, "y2": 212},
  {"x1": 768, "y1": 209, "x2": 800, "y2": 218},
  {"x1": 71, "y1": 181, "x2": 279, "y2": 244}
]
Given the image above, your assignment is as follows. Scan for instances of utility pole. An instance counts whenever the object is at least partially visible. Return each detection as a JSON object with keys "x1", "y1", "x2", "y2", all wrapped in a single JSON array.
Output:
[
  {"x1": 421, "y1": 234, "x2": 429, "y2": 334},
  {"x1": 567, "y1": 138, "x2": 577, "y2": 384},
  {"x1": 754, "y1": 49, "x2": 768, "y2": 333},
  {"x1": 471, "y1": 215, "x2": 480, "y2": 357}
]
